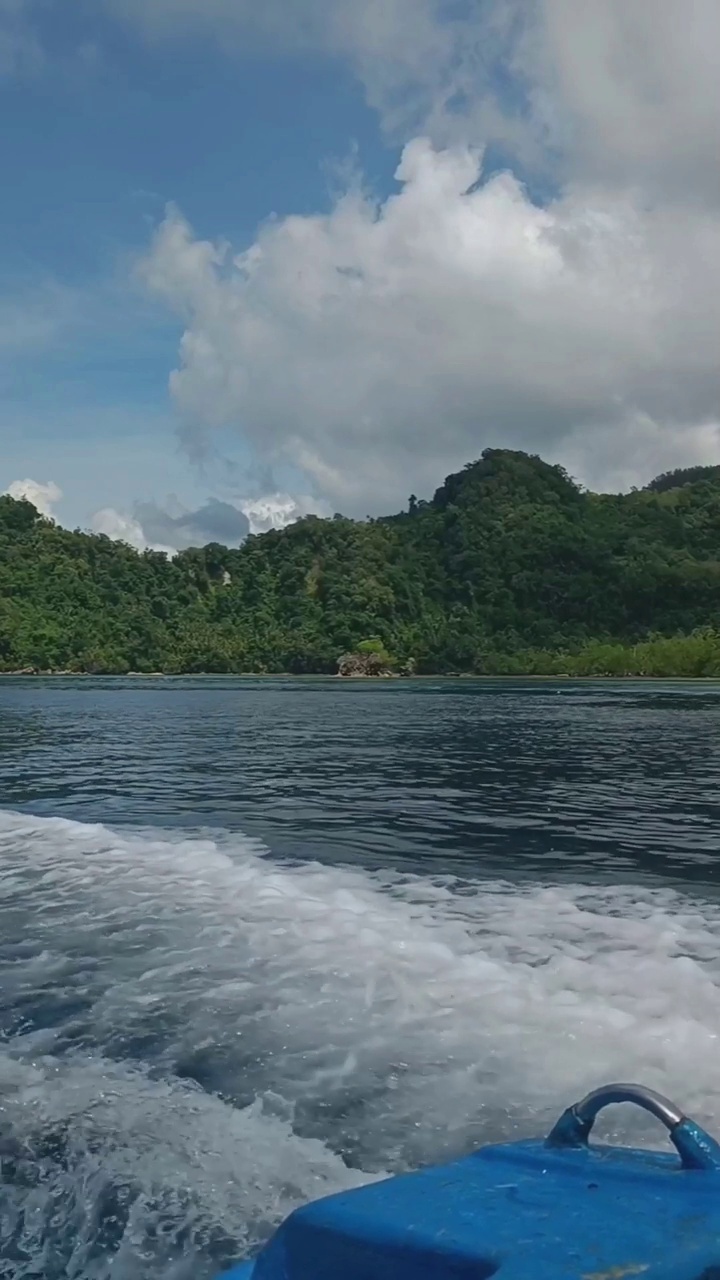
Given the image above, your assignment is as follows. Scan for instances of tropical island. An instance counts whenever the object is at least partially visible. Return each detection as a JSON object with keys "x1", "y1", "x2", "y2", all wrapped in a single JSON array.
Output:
[{"x1": 3, "y1": 448, "x2": 720, "y2": 678}]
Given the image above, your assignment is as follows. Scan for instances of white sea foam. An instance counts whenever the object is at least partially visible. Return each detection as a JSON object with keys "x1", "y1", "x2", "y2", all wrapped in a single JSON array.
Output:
[
  {"x1": 0, "y1": 1049, "x2": 371, "y2": 1280},
  {"x1": 2, "y1": 808, "x2": 720, "y2": 1276}
]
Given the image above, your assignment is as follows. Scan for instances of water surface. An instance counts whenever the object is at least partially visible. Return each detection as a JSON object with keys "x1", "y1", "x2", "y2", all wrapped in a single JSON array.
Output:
[{"x1": 1, "y1": 677, "x2": 720, "y2": 1278}]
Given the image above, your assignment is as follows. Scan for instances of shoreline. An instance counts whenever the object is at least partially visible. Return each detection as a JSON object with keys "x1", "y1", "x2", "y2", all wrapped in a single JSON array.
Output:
[{"x1": 2, "y1": 671, "x2": 720, "y2": 683}]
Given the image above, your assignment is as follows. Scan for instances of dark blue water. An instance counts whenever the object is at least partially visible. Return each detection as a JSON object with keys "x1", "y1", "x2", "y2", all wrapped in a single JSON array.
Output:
[{"x1": 2, "y1": 677, "x2": 720, "y2": 1279}]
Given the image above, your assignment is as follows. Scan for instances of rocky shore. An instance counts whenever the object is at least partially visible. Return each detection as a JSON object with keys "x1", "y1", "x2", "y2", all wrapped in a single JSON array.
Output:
[{"x1": 336, "y1": 652, "x2": 416, "y2": 678}]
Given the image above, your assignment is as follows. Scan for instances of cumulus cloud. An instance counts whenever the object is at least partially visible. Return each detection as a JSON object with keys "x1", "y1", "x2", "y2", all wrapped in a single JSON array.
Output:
[
  {"x1": 2, "y1": 478, "x2": 327, "y2": 551},
  {"x1": 89, "y1": 492, "x2": 321, "y2": 554},
  {"x1": 105, "y1": 0, "x2": 720, "y2": 207},
  {"x1": 239, "y1": 492, "x2": 330, "y2": 535},
  {"x1": 103, "y1": 0, "x2": 466, "y2": 142},
  {"x1": 516, "y1": 0, "x2": 720, "y2": 205},
  {"x1": 4, "y1": 477, "x2": 62, "y2": 518},
  {"x1": 90, "y1": 507, "x2": 157, "y2": 552},
  {"x1": 132, "y1": 496, "x2": 250, "y2": 549},
  {"x1": 81, "y1": 0, "x2": 719, "y2": 509},
  {"x1": 90, "y1": 499, "x2": 249, "y2": 555},
  {"x1": 140, "y1": 138, "x2": 720, "y2": 511},
  {"x1": 3, "y1": 2, "x2": 718, "y2": 520}
]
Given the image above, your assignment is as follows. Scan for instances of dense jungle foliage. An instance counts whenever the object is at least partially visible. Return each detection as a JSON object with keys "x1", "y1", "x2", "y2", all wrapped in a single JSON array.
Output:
[{"x1": 3, "y1": 449, "x2": 720, "y2": 676}]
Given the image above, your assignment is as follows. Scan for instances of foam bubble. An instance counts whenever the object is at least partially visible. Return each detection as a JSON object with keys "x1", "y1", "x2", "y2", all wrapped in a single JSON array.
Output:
[
  {"x1": 3, "y1": 808, "x2": 720, "y2": 1275},
  {"x1": 0, "y1": 1049, "x2": 370, "y2": 1280}
]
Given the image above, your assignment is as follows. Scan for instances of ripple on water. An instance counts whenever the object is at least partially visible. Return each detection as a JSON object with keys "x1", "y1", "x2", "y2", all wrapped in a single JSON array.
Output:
[
  {"x1": 2, "y1": 803, "x2": 720, "y2": 1277},
  {"x1": 2, "y1": 678, "x2": 720, "y2": 1277}
]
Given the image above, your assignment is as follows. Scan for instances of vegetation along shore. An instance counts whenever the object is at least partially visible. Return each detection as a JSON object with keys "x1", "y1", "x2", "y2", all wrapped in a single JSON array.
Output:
[{"x1": 3, "y1": 449, "x2": 720, "y2": 678}]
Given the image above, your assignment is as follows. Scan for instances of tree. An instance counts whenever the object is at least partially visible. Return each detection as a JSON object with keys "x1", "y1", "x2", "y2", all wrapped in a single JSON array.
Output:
[{"x1": 3, "y1": 449, "x2": 720, "y2": 675}]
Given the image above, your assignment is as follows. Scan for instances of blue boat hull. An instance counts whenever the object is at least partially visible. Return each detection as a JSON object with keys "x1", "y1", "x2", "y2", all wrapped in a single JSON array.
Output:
[{"x1": 217, "y1": 1084, "x2": 720, "y2": 1280}]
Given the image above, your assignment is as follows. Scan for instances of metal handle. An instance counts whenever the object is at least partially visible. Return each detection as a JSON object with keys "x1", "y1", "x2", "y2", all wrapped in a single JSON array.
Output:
[{"x1": 545, "y1": 1082, "x2": 720, "y2": 1172}]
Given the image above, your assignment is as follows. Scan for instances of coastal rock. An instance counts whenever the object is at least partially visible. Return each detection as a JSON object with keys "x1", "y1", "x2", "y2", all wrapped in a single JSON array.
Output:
[{"x1": 337, "y1": 652, "x2": 396, "y2": 677}]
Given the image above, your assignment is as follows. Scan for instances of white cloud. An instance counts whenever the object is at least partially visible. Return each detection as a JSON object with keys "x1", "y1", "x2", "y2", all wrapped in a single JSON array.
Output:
[
  {"x1": 90, "y1": 507, "x2": 154, "y2": 551},
  {"x1": 140, "y1": 138, "x2": 720, "y2": 512},
  {"x1": 105, "y1": 0, "x2": 720, "y2": 208},
  {"x1": 515, "y1": 0, "x2": 720, "y2": 206},
  {"x1": 4, "y1": 477, "x2": 62, "y2": 518},
  {"x1": 0, "y1": 2, "x2": 714, "y2": 529},
  {"x1": 239, "y1": 493, "x2": 329, "y2": 535},
  {"x1": 89, "y1": 493, "x2": 317, "y2": 553},
  {"x1": 29, "y1": 0, "x2": 709, "y2": 511},
  {"x1": 103, "y1": 0, "x2": 460, "y2": 143},
  {"x1": 132, "y1": 496, "x2": 250, "y2": 549},
  {"x1": 7, "y1": 2, "x2": 720, "y2": 209},
  {"x1": 3, "y1": 475, "x2": 333, "y2": 550}
]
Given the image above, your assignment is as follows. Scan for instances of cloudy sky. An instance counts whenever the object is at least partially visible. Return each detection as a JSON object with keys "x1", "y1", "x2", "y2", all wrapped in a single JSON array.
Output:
[{"x1": 1, "y1": 0, "x2": 719, "y2": 550}]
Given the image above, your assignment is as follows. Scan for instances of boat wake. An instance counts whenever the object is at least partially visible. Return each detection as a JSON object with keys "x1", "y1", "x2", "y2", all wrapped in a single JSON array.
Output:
[{"x1": 2, "y1": 808, "x2": 720, "y2": 1278}]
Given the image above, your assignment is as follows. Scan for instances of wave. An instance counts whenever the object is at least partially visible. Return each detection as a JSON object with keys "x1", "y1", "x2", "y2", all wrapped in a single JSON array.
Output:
[
  {"x1": 0, "y1": 1049, "x2": 371, "y2": 1280},
  {"x1": 2, "y1": 808, "x2": 720, "y2": 1276}
]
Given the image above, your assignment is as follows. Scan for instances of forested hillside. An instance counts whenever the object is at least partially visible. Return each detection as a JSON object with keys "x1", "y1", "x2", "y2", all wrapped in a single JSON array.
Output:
[{"x1": 3, "y1": 449, "x2": 720, "y2": 676}]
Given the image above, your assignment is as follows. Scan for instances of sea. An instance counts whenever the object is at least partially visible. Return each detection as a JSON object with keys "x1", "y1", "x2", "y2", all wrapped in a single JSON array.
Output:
[{"x1": 1, "y1": 676, "x2": 720, "y2": 1279}]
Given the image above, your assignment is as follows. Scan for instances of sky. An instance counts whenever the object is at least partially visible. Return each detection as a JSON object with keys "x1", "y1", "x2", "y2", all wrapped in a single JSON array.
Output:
[{"x1": 1, "y1": 0, "x2": 719, "y2": 551}]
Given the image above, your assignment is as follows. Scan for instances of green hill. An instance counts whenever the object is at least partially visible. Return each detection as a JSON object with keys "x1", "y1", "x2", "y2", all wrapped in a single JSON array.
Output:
[{"x1": 4, "y1": 448, "x2": 720, "y2": 676}]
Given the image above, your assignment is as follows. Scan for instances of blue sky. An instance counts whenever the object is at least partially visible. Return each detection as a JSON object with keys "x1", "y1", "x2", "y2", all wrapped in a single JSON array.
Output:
[
  {"x1": 1, "y1": 1, "x2": 719, "y2": 548},
  {"x1": 1, "y1": 2, "x2": 392, "y2": 534}
]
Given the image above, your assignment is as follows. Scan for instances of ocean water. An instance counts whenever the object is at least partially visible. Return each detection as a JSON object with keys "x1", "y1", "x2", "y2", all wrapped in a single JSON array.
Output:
[{"x1": 1, "y1": 676, "x2": 720, "y2": 1278}]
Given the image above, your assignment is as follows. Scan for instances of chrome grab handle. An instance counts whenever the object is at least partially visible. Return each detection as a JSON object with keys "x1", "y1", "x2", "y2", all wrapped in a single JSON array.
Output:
[{"x1": 545, "y1": 1082, "x2": 720, "y2": 1171}]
